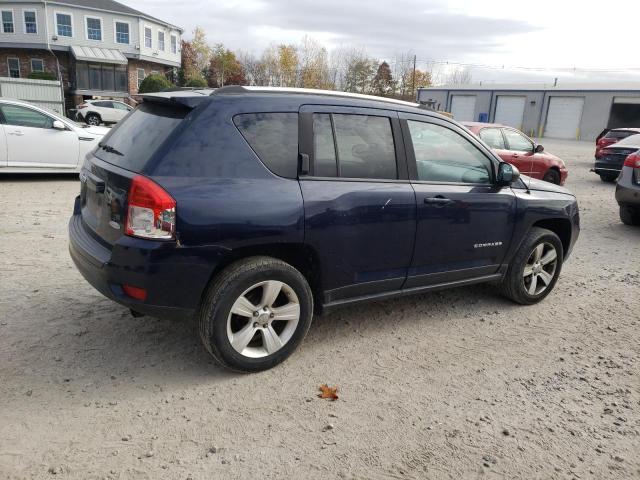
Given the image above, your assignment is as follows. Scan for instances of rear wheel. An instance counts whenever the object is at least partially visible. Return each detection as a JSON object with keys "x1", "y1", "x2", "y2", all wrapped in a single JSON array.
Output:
[
  {"x1": 500, "y1": 227, "x2": 563, "y2": 305},
  {"x1": 599, "y1": 173, "x2": 618, "y2": 183},
  {"x1": 85, "y1": 113, "x2": 101, "y2": 126},
  {"x1": 542, "y1": 169, "x2": 561, "y2": 185},
  {"x1": 198, "y1": 256, "x2": 313, "y2": 372},
  {"x1": 619, "y1": 205, "x2": 640, "y2": 226}
]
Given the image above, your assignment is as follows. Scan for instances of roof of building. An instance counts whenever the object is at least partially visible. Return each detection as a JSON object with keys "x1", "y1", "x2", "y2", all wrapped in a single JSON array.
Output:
[
  {"x1": 49, "y1": 0, "x2": 183, "y2": 31},
  {"x1": 419, "y1": 82, "x2": 640, "y2": 92}
]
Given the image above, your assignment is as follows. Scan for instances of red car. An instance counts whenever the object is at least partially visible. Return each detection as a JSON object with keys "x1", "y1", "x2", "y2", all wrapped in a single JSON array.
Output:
[{"x1": 463, "y1": 122, "x2": 568, "y2": 185}]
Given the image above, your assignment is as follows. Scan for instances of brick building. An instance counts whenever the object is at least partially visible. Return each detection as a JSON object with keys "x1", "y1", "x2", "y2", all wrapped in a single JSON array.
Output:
[{"x1": 0, "y1": 0, "x2": 182, "y2": 110}]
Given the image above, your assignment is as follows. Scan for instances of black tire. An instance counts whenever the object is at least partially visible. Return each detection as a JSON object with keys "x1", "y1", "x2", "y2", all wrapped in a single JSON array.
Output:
[
  {"x1": 542, "y1": 169, "x2": 561, "y2": 185},
  {"x1": 619, "y1": 205, "x2": 640, "y2": 226},
  {"x1": 85, "y1": 113, "x2": 101, "y2": 126},
  {"x1": 198, "y1": 256, "x2": 313, "y2": 372},
  {"x1": 500, "y1": 227, "x2": 564, "y2": 305},
  {"x1": 599, "y1": 173, "x2": 618, "y2": 183}
]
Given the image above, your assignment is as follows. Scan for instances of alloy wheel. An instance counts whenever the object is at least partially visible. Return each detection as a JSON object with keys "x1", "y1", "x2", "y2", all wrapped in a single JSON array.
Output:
[
  {"x1": 226, "y1": 280, "x2": 300, "y2": 358},
  {"x1": 523, "y1": 242, "x2": 558, "y2": 296}
]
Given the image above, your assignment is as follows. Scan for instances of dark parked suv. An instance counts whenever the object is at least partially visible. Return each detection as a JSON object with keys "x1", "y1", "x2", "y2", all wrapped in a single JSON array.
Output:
[{"x1": 69, "y1": 86, "x2": 580, "y2": 372}]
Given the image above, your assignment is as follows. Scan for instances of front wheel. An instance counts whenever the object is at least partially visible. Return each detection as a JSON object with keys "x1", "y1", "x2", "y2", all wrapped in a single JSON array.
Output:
[
  {"x1": 500, "y1": 227, "x2": 563, "y2": 305},
  {"x1": 198, "y1": 256, "x2": 313, "y2": 372},
  {"x1": 542, "y1": 169, "x2": 561, "y2": 185}
]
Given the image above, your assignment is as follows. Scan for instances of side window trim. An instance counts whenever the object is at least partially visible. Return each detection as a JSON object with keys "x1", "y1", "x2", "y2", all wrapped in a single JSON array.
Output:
[
  {"x1": 399, "y1": 113, "x2": 498, "y2": 185},
  {"x1": 299, "y1": 105, "x2": 408, "y2": 181}
]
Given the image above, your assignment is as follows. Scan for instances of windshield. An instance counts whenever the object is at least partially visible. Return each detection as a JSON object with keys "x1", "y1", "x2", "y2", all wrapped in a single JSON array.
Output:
[{"x1": 93, "y1": 102, "x2": 188, "y2": 172}]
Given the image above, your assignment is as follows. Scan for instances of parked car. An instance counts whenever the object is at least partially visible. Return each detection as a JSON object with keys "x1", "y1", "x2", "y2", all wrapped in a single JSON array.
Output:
[
  {"x1": 0, "y1": 98, "x2": 108, "y2": 173},
  {"x1": 76, "y1": 100, "x2": 133, "y2": 126},
  {"x1": 594, "y1": 128, "x2": 640, "y2": 182},
  {"x1": 463, "y1": 122, "x2": 568, "y2": 185},
  {"x1": 69, "y1": 86, "x2": 580, "y2": 372},
  {"x1": 615, "y1": 140, "x2": 640, "y2": 225}
]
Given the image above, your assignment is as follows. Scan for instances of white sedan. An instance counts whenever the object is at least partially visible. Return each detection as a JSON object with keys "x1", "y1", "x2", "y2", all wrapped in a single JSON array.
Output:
[{"x1": 0, "y1": 99, "x2": 108, "y2": 173}]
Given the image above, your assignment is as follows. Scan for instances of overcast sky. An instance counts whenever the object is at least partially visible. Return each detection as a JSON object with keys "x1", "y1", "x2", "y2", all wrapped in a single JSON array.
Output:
[{"x1": 126, "y1": 0, "x2": 640, "y2": 83}]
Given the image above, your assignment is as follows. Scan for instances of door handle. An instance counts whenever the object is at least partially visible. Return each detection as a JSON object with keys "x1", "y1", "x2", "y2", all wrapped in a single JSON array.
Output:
[
  {"x1": 424, "y1": 196, "x2": 454, "y2": 206},
  {"x1": 8, "y1": 130, "x2": 24, "y2": 136}
]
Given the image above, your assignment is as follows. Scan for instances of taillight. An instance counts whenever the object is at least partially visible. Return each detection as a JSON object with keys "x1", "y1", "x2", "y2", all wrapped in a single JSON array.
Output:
[
  {"x1": 122, "y1": 284, "x2": 147, "y2": 300},
  {"x1": 125, "y1": 175, "x2": 176, "y2": 240},
  {"x1": 624, "y1": 152, "x2": 640, "y2": 169}
]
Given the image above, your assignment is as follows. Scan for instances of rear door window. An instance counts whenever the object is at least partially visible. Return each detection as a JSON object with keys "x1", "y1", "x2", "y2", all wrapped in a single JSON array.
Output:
[
  {"x1": 234, "y1": 113, "x2": 299, "y2": 178},
  {"x1": 94, "y1": 102, "x2": 188, "y2": 172},
  {"x1": 479, "y1": 128, "x2": 506, "y2": 149}
]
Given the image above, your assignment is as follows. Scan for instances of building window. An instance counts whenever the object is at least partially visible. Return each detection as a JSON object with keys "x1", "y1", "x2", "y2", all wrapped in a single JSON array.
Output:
[
  {"x1": 86, "y1": 17, "x2": 102, "y2": 41},
  {"x1": 2, "y1": 11, "x2": 14, "y2": 33},
  {"x1": 24, "y1": 10, "x2": 37, "y2": 34},
  {"x1": 171, "y1": 35, "x2": 177, "y2": 54},
  {"x1": 158, "y1": 31, "x2": 165, "y2": 51},
  {"x1": 7, "y1": 58, "x2": 20, "y2": 78},
  {"x1": 144, "y1": 27, "x2": 152, "y2": 48},
  {"x1": 30, "y1": 58, "x2": 44, "y2": 72},
  {"x1": 56, "y1": 13, "x2": 72, "y2": 37},
  {"x1": 115, "y1": 21, "x2": 129, "y2": 44},
  {"x1": 137, "y1": 68, "x2": 145, "y2": 88}
]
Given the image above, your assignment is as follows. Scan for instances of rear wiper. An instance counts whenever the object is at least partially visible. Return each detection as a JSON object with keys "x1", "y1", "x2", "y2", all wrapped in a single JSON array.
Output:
[{"x1": 98, "y1": 142, "x2": 124, "y2": 156}]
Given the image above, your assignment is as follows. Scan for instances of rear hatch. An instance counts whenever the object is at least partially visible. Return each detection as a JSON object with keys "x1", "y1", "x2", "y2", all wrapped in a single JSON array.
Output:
[
  {"x1": 79, "y1": 101, "x2": 191, "y2": 245},
  {"x1": 599, "y1": 146, "x2": 639, "y2": 169}
]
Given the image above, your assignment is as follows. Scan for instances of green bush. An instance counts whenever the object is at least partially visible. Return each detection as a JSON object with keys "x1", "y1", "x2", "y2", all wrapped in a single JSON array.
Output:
[
  {"x1": 138, "y1": 73, "x2": 172, "y2": 93},
  {"x1": 27, "y1": 71, "x2": 57, "y2": 80},
  {"x1": 185, "y1": 77, "x2": 208, "y2": 88}
]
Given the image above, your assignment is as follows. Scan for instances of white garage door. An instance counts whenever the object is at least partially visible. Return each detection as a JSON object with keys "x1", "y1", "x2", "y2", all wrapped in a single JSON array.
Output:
[
  {"x1": 450, "y1": 95, "x2": 476, "y2": 122},
  {"x1": 494, "y1": 96, "x2": 526, "y2": 129},
  {"x1": 544, "y1": 97, "x2": 585, "y2": 139}
]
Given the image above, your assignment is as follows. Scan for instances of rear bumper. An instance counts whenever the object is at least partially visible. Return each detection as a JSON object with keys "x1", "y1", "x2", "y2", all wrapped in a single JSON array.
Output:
[
  {"x1": 68, "y1": 197, "x2": 224, "y2": 319},
  {"x1": 593, "y1": 158, "x2": 624, "y2": 175}
]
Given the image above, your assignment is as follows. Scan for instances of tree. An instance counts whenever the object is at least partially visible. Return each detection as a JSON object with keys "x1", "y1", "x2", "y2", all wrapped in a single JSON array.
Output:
[
  {"x1": 278, "y1": 44, "x2": 298, "y2": 87},
  {"x1": 180, "y1": 39, "x2": 199, "y2": 85},
  {"x1": 343, "y1": 51, "x2": 375, "y2": 94},
  {"x1": 444, "y1": 67, "x2": 473, "y2": 85},
  {"x1": 191, "y1": 26, "x2": 212, "y2": 77},
  {"x1": 185, "y1": 77, "x2": 208, "y2": 88},
  {"x1": 208, "y1": 44, "x2": 246, "y2": 87},
  {"x1": 371, "y1": 61, "x2": 394, "y2": 96},
  {"x1": 298, "y1": 36, "x2": 332, "y2": 89},
  {"x1": 138, "y1": 73, "x2": 172, "y2": 93}
]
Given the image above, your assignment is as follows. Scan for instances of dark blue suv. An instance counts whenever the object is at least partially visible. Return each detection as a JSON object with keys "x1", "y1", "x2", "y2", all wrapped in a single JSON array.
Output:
[{"x1": 69, "y1": 86, "x2": 580, "y2": 372}]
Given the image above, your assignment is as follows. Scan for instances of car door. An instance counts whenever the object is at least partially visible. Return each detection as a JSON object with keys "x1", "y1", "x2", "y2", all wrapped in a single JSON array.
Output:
[
  {"x1": 399, "y1": 113, "x2": 517, "y2": 288},
  {"x1": 94, "y1": 101, "x2": 115, "y2": 122},
  {"x1": 0, "y1": 103, "x2": 79, "y2": 168},
  {"x1": 0, "y1": 124, "x2": 7, "y2": 167},
  {"x1": 502, "y1": 128, "x2": 538, "y2": 178},
  {"x1": 299, "y1": 105, "x2": 416, "y2": 304},
  {"x1": 112, "y1": 101, "x2": 132, "y2": 121}
]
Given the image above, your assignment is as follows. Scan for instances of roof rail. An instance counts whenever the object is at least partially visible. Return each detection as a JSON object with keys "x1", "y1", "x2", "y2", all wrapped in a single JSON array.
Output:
[{"x1": 210, "y1": 85, "x2": 421, "y2": 108}]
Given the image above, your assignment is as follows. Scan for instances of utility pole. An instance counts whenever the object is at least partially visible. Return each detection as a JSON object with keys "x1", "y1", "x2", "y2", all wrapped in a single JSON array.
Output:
[{"x1": 411, "y1": 54, "x2": 417, "y2": 100}]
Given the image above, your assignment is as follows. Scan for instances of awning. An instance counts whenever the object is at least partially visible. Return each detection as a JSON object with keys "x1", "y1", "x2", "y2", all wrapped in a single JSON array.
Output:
[{"x1": 70, "y1": 45, "x2": 128, "y2": 65}]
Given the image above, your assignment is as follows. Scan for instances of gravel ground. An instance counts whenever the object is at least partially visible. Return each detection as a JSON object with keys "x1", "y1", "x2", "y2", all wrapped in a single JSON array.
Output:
[{"x1": 1, "y1": 139, "x2": 638, "y2": 480}]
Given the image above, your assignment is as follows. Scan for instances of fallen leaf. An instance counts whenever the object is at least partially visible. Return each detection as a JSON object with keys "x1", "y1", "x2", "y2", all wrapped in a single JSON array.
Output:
[{"x1": 318, "y1": 384, "x2": 339, "y2": 401}]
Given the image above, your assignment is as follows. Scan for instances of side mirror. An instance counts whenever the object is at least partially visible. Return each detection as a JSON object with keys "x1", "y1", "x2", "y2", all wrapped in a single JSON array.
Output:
[
  {"x1": 52, "y1": 120, "x2": 66, "y2": 130},
  {"x1": 497, "y1": 162, "x2": 520, "y2": 186},
  {"x1": 534, "y1": 144, "x2": 544, "y2": 153}
]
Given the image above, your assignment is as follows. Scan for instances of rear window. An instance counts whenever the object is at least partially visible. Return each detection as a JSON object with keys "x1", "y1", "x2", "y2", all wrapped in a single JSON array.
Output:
[
  {"x1": 94, "y1": 102, "x2": 188, "y2": 172},
  {"x1": 234, "y1": 113, "x2": 298, "y2": 178},
  {"x1": 605, "y1": 130, "x2": 638, "y2": 140}
]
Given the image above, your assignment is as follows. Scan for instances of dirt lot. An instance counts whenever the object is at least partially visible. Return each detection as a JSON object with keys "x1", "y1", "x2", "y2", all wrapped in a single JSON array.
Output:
[{"x1": 1, "y1": 139, "x2": 638, "y2": 480}]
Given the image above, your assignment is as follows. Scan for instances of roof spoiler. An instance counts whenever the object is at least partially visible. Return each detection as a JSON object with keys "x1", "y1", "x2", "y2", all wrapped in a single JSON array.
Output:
[{"x1": 141, "y1": 90, "x2": 209, "y2": 109}]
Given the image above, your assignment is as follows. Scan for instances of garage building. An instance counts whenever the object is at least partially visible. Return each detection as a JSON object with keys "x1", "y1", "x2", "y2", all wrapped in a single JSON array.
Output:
[{"x1": 417, "y1": 83, "x2": 640, "y2": 140}]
